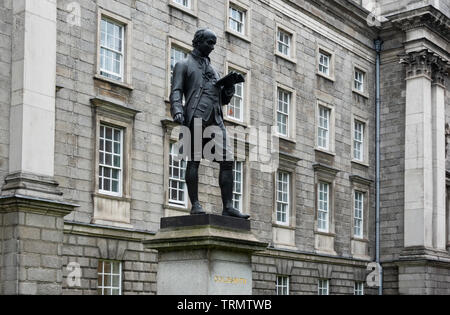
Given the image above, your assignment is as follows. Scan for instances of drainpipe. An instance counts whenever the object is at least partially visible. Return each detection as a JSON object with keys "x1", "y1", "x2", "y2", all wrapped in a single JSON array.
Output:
[{"x1": 374, "y1": 38, "x2": 383, "y2": 296}]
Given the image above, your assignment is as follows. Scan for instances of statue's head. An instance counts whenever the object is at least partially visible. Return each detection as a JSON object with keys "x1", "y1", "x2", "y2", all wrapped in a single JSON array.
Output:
[{"x1": 192, "y1": 28, "x2": 217, "y2": 57}]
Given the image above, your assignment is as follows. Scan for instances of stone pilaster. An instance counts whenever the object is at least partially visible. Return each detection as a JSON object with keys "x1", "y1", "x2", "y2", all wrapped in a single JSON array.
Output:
[
  {"x1": 2, "y1": 0, "x2": 60, "y2": 199},
  {"x1": 0, "y1": 0, "x2": 76, "y2": 295},
  {"x1": 431, "y1": 57, "x2": 448, "y2": 251},
  {"x1": 401, "y1": 50, "x2": 434, "y2": 249}
]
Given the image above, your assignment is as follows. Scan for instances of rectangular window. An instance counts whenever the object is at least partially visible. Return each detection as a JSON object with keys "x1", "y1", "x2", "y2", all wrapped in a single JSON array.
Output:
[
  {"x1": 169, "y1": 142, "x2": 187, "y2": 207},
  {"x1": 353, "y1": 120, "x2": 365, "y2": 162},
  {"x1": 277, "y1": 88, "x2": 291, "y2": 137},
  {"x1": 318, "y1": 106, "x2": 330, "y2": 150},
  {"x1": 97, "y1": 261, "x2": 122, "y2": 295},
  {"x1": 174, "y1": 0, "x2": 191, "y2": 8},
  {"x1": 170, "y1": 45, "x2": 189, "y2": 84},
  {"x1": 99, "y1": 124, "x2": 123, "y2": 196},
  {"x1": 233, "y1": 161, "x2": 243, "y2": 211},
  {"x1": 318, "y1": 279, "x2": 329, "y2": 295},
  {"x1": 229, "y1": 5, "x2": 245, "y2": 34},
  {"x1": 318, "y1": 182, "x2": 329, "y2": 232},
  {"x1": 277, "y1": 29, "x2": 291, "y2": 58},
  {"x1": 228, "y1": 69, "x2": 245, "y2": 122},
  {"x1": 354, "y1": 191, "x2": 364, "y2": 238},
  {"x1": 276, "y1": 171, "x2": 290, "y2": 225},
  {"x1": 100, "y1": 17, "x2": 125, "y2": 81},
  {"x1": 318, "y1": 52, "x2": 330, "y2": 76},
  {"x1": 354, "y1": 282, "x2": 364, "y2": 295},
  {"x1": 276, "y1": 276, "x2": 289, "y2": 295},
  {"x1": 354, "y1": 69, "x2": 365, "y2": 92}
]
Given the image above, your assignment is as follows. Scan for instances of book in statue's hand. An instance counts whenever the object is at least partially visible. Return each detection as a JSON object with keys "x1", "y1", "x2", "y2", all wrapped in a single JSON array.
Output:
[{"x1": 215, "y1": 71, "x2": 245, "y2": 87}]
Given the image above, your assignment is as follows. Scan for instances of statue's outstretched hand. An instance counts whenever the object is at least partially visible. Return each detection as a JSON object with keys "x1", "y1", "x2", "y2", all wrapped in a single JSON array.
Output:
[{"x1": 174, "y1": 113, "x2": 185, "y2": 125}]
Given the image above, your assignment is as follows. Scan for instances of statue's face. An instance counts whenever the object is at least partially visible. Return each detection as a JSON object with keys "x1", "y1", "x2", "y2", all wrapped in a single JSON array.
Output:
[{"x1": 197, "y1": 30, "x2": 217, "y2": 57}]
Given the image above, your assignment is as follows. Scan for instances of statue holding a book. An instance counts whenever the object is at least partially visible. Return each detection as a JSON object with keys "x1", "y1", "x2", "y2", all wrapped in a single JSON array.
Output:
[{"x1": 170, "y1": 28, "x2": 249, "y2": 220}]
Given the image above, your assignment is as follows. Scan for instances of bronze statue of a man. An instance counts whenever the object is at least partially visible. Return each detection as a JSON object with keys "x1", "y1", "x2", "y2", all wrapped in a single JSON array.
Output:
[{"x1": 170, "y1": 28, "x2": 250, "y2": 220}]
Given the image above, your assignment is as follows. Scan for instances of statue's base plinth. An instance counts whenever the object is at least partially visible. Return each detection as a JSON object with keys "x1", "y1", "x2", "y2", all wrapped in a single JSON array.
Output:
[{"x1": 143, "y1": 214, "x2": 268, "y2": 295}]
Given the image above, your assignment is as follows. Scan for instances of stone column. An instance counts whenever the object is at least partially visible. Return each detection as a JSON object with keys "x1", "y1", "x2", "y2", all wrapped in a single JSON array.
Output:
[
  {"x1": 402, "y1": 50, "x2": 434, "y2": 249},
  {"x1": 431, "y1": 58, "x2": 448, "y2": 251}
]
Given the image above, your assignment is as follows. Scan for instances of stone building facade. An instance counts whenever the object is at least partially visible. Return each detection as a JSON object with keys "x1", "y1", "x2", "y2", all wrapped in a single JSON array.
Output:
[{"x1": 0, "y1": 0, "x2": 448, "y2": 295}]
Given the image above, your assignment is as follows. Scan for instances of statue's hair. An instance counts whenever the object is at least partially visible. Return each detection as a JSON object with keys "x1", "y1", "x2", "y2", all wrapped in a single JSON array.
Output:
[{"x1": 192, "y1": 28, "x2": 214, "y2": 48}]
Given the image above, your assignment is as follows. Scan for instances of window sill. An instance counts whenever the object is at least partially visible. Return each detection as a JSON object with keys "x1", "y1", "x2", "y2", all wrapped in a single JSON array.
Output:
[
  {"x1": 351, "y1": 159, "x2": 369, "y2": 168},
  {"x1": 352, "y1": 237, "x2": 369, "y2": 243},
  {"x1": 314, "y1": 230, "x2": 336, "y2": 238},
  {"x1": 314, "y1": 147, "x2": 335, "y2": 157},
  {"x1": 275, "y1": 52, "x2": 297, "y2": 64},
  {"x1": 225, "y1": 29, "x2": 251, "y2": 43},
  {"x1": 272, "y1": 223, "x2": 296, "y2": 230},
  {"x1": 352, "y1": 89, "x2": 369, "y2": 99},
  {"x1": 316, "y1": 72, "x2": 335, "y2": 83},
  {"x1": 224, "y1": 116, "x2": 248, "y2": 128},
  {"x1": 93, "y1": 192, "x2": 132, "y2": 203},
  {"x1": 168, "y1": 2, "x2": 198, "y2": 18},
  {"x1": 164, "y1": 203, "x2": 189, "y2": 211},
  {"x1": 94, "y1": 74, "x2": 134, "y2": 91},
  {"x1": 276, "y1": 134, "x2": 297, "y2": 144}
]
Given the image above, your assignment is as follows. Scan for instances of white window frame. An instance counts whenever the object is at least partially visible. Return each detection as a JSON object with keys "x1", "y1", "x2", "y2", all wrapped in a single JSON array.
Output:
[
  {"x1": 274, "y1": 23, "x2": 297, "y2": 63},
  {"x1": 354, "y1": 191, "x2": 364, "y2": 239},
  {"x1": 354, "y1": 69, "x2": 365, "y2": 92},
  {"x1": 353, "y1": 120, "x2": 365, "y2": 162},
  {"x1": 97, "y1": 260, "x2": 122, "y2": 295},
  {"x1": 277, "y1": 88, "x2": 291, "y2": 138},
  {"x1": 316, "y1": 45, "x2": 335, "y2": 81},
  {"x1": 351, "y1": 114, "x2": 369, "y2": 166},
  {"x1": 352, "y1": 64, "x2": 369, "y2": 98},
  {"x1": 318, "y1": 279, "x2": 329, "y2": 295},
  {"x1": 317, "y1": 105, "x2": 330, "y2": 151},
  {"x1": 354, "y1": 282, "x2": 364, "y2": 295},
  {"x1": 318, "y1": 52, "x2": 330, "y2": 77},
  {"x1": 99, "y1": 17, "x2": 125, "y2": 82},
  {"x1": 274, "y1": 83, "x2": 296, "y2": 142},
  {"x1": 315, "y1": 101, "x2": 335, "y2": 154},
  {"x1": 233, "y1": 161, "x2": 244, "y2": 212},
  {"x1": 168, "y1": 0, "x2": 198, "y2": 17},
  {"x1": 276, "y1": 276, "x2": 290, "y2": 295},
  {"x1": 317, "y1": 181, "x2": 330, "y2": 233},
  {"x1": 96, "y1": 9, "x2": 133, "y2": 88},
  {"x1": 226, "y1": 1, "x2": 250, "y2": 41},
  {"x1": 98, "y1": 124, "x2": 124, "y2": 197},
  {"x1": 167, "y1": 37, "x2": 192, "y2": 99},
  {"x1": 168, "y1": 142, "x2": 188, "y2": 208},
  {"x1": 276, "y1": 171, "x2": 290, "y2": 226}
]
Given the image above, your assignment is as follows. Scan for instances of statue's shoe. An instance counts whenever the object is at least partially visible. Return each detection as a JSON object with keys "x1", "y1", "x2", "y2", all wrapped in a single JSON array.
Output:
[
  {"x1": 222, "y1": 207, "x2": 250, "y2": 220},
  {"x1": 190, "y1": 202, "x2": 206, "y2": 215}
]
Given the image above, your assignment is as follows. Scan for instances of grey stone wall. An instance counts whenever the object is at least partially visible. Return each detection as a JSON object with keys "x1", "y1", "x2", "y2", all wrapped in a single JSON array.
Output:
[
  {"x1": 0, "y1": 210, "x2": 66, "y2": 295},
  {"x1": 50, "y1": 0, "x2": 382, "y2": 295},
  {"x1": 252, "y1": 252, "x2": 377, "y2": 295},
  {"x1": 54, "y1": 0, "x2": 378, "y2": 259},
  {"x1": 378, "y1": 35, "x2": 407, "y2": 262},
  {"x1": 61, "y1": 225, "x2": 157, "y2": 295},
  {"x1": 398, "y1": 264, "x2": 450, "y2": 295},
  {"x1": 0, "y1": 0, "x2": 11, "y2": 189}
]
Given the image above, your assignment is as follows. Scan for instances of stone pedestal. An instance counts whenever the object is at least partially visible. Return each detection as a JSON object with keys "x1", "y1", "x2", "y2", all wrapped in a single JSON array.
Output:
[{"x1": 143, "y1": 215, "x2": 268, "y2": 295}]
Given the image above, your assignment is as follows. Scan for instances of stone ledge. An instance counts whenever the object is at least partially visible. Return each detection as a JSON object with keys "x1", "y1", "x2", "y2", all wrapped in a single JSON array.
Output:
[
  {"x1": 0, "y1": 195, "x2": 78, "y2": 218},
  {"x1": 144, "y1": 215, "x2": 268, "y2": 254}
]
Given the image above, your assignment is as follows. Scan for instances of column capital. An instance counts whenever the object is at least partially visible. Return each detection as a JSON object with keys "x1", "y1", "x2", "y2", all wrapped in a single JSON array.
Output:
[{"x1": 400, "y1": 49, "x2": 449, "y2": 82}]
